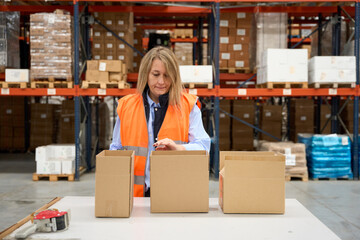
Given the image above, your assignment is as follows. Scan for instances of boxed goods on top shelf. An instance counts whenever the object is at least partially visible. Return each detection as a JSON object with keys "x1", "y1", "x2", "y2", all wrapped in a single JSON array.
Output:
[
  {"x1": 0, "y1": 12, "x2": 20, "y2": 73},
  {"x1": 30, "y1": 10, "x2": 72, "y2": 81},
  {"x1": 92, "y1": 12, "x2": 134, "y2": 72}
]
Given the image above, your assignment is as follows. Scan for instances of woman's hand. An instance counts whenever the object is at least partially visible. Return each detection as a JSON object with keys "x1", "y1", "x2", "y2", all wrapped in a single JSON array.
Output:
[{"x1": 153, "y1": 138, "x2": 186, "y2": 151}]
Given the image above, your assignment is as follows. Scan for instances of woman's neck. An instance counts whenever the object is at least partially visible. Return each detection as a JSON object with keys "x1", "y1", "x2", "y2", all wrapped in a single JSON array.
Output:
[{"x1": 148, "y1": 91, "x2": 159, "y2": 104}]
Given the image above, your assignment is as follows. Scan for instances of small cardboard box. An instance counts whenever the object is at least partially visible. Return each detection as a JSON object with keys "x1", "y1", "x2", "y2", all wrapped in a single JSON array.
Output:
[
  {"x1": 85, "y1": 70, "x2": 109, "y2": 82},
  {"x1": 95, "y1": 150, "x2": 134, "y2": 218},
  {"x1": 98, "y1": 60, "x2": 122, "y2": 72},
  {"x1": 5, "y1": 69, "x2": 29, "y2": 83},
  {"x1": 150, "y1": 150, "x2": 209, "y2": 213},
  {"x1": 219, "y1": 151, "x2": 285, "y2": 214}
]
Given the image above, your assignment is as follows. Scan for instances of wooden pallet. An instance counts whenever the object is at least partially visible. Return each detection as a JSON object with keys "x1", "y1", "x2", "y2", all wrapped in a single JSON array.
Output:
[
  {"x1": 184, "y1": 82, "x2": 213, "y2": 89},
  {"x1": 310, "y1": 82, "x2": 356, "y2": 89},
  {"x1": 257, "y1": 82, "x2": 308, "y2": 89},
  {"x1": 220, "y1": 68, "x2": 251, "y2": 74},
  {"x1": 286, "y1": 174, "x2": 309, "y2": 182},
  {"x1": 32, "y1": 166, "x2": 85, "y2": 182},
  {"x1": 311, "y1": 176, "x2": 352, "y2": 181},
  {"x1": 30, "y1": 81, "x2": 73, "y2": 88},
  {"x1": 82, "y1": 81, "x2": 130, "y2": 89},
  {"x1": 0, "y1": 82, "x2": 27, "y2": 88},
  {"x1": 30, "y1": 76, "x2": 72, "y2": 82}
]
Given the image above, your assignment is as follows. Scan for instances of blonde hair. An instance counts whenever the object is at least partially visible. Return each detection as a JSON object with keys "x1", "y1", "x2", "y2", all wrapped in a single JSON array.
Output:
[{"x1": 137, "y1": 46, "x2": 183, "y2": 107}]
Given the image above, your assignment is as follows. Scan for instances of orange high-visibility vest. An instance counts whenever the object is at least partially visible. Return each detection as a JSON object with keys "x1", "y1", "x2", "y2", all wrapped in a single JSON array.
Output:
[{"x1": 117, "y1": 92, "x2": 197, "y2": 197}]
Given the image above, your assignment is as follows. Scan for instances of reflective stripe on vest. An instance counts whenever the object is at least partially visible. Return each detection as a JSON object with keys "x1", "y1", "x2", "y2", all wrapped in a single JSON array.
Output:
[{"x1": 117, "y1": 93, "x2": 197, "y2": 197}]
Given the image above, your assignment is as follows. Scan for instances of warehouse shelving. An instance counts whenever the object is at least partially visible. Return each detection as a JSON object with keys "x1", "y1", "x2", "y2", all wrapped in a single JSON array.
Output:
[{"x1": 0, "y1": 1, "x2": 359, "y2": 181}]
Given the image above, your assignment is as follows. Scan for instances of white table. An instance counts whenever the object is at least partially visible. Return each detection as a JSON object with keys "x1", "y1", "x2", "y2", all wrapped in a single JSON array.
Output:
[{"x1": 7, "y1": 197, "x2": 341, "y2": 240}]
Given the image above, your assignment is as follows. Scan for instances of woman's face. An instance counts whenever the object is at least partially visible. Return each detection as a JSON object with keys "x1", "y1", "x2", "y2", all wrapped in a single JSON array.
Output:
[{"x1": 148, "y1": 59, "x2": 171, "y2": 101}]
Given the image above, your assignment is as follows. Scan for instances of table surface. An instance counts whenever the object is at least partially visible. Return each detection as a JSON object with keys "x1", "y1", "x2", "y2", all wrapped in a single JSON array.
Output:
[{"x1": 6, "y1": 197, "x2": 341, "y2": 240}]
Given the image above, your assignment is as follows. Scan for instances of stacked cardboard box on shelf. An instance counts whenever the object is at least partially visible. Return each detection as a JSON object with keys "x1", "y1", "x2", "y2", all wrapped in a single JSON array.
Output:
[
  {"x1": 309, "y1": 56, "x2": 356, "y2": 86},
  {"x1": 258, "y1": 141, "x2": 308, "y2": 181},
  {"x1": 315, "y1": 104, "x2": 331, "y2": 134},
  {"x1": 30, "y1": 10, "x2": 72, "y2": 80},
  {"x1": 92, "y1": 101, "x2": 111, "y2": 150},
  {"x1": 92, "y1": 12, "x2": 134, "y2": 72},
  {"x1": 202, "y1": 43, "x2": 208, "y2": 65},
  {"x1": 260, "y1": 105, "x2": 282, "y2": 141},
  {"x1": 289, "y1": 99, "x2": 314, "y2": 142},
  {"x1": 219, "y1": 100, "x2": 231, "y2": 150},
  {"x1": 0, "y1": 12, "x2": 20, "y2": 72},
  {"x1": 85, "y1": 60, "x2": 127, "y2": 86},
  {"x1": 232, "y1": 100, "x2": 254, "y2": 150},
  {"x1": 58, "y1": 100, "x2": 74, "y2": 143},
  {"x1": 251, "y1": 12, "x2": 287, "y2": 71},
  {"x1": 30, "y1": 103, "x2": 58, "y2": 150},
  {"x1": 173, "y1": 28, "x2": 193, "y2": 38},
  {"x1": 0, "y1": 97, "x2": 25, "y2": 151},
  {"x1": 219, "y1": 12, "x2": 252, "y2": 69},
  {"x1": 174, "y1": 43, "x2": 193, "y2": 65},
  {"x1": 133, "y1": 25, "x2": 144, "y2": 72},
  {"x1": 257, "y1": 49, "x2": 308, "y2": 85},
  {"x1": 341, "y1": 100, "x2": 360, "y2": 133}
]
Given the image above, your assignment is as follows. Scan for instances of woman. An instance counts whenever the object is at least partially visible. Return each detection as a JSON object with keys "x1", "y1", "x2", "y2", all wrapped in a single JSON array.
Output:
[{"x1": 110, "y1": 46, "x2": 211, "y2": 197}]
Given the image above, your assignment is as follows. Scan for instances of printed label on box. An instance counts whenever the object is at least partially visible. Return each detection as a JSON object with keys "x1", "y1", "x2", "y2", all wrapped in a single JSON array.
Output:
[
  {"x1": 6, "y1": 109, "x2": 12, "y2": 114},
  {"x1": 118, "y1": 20, "x2": 124, "y2": 25},
  {"x1": 133, "y1": 62, "x2": 137, "y2": 67},
  {"x1": 235, "y1": 61, "x2": 244, "y2": 68},
  {"x1": 118, "y1": 55, "x2": 125, "y2": 60},
  {"x1": 94, "y1": 44, "x2": 101, "y2": 49},
  {"x1": 106, "y1": 20, "x2": 112, "y2": 25},
  {"x1": 119, "y1": 44, "x2": 125, "y2": 49},
  {"x1": 107, "y1": 43, "x2": 113, "y2": 48},
  {"x1": 94, "y1": 55, "x2": 101, "y2": 60},
  {"x1": 237, "y1": 29, "x2": 246, "y2": 36},
  {"x1": 220, "y1": 37, "x2": 229, "y2": 44},
  {"x1": 285, "y1": 155, "x2": 296, "y2": 166},
  {"x1": 118, "y1": 32, "x2": 125, "y2": 37},
  {"x1": 243, "y1": 113, "x2": 250, "y2": 118},
  {"x1": 99, "y1": 62, "x2": 107, "y2": 71},
  {"x1": 300, "y1": 116, "x2": 307, "y2": 121},
  {"x1": 265, "y1": 112, "x2": 272, "y2": 117},
  {"x1": 134, "y1": 39, "x2": 138, "y2": 45},
  {"x1": 220, "y1": 113, "x2": 226, "y2": 118},
  {"x1": 342, "y1": 137, "x2": 349, "y2": 146},
  {"x1": 107, "y1": 56, "x2": 113, "y2": 60},
  {"x1": 325, "y1": 114, "x2": 331, "y2": 119},
  {"x1": 41, "y1": 114, "x2": 47, "y2": 119},
  {"x1": 106, "y1": 32, "x2": 112, "y2": 37},
  {"x1": 220, "y1": 20, "x2": 228, "y2": 27},
  {"x1": 48, "y1": 15, "x2": 55, "y2": 24},
  {"x1": 233, "y1": 44, "x2": 242, "y2": 51},
  {"x1": 237, "y1": 12, "x2": 246, "y2": 19},
  {"x1": 134, "y1": 52, "x2": 138, "y2": 57},
  {"x1": 94, "y1": 32, "x2": 101, "y2": 37},
  {"x1": 221, "y1": 53, "x2": 230, "y2": 60}
]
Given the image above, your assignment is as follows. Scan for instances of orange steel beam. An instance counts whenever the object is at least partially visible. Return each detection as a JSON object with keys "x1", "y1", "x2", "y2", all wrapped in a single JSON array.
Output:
[
  {"x1": 0, "y1": 88, "x2": 76, "y2": 96},
  {"x1": 219, "y1": 88, "x2": 357, "y2": 97}
]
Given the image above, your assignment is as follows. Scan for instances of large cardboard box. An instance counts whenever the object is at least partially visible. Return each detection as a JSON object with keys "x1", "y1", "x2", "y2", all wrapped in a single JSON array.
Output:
[
  {"x1": 150, "y1": 151, "x2": 209, "y2": 213},
  {"x1": 219, "y1": 151, "x2": 285, "y2": 214},
  {"x1": 95, "y1": 150, "x2": 134, "y2": 218}
]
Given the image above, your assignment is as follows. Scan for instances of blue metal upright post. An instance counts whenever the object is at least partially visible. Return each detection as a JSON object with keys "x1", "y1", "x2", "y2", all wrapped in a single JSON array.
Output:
[
  {"x1": 353, "y1": 1, "x2": 360, "y2": 180},
  {"x1": 74, "y1": 1, "x2": 81, "y2": 180},
  {"x1": 213, "y1": 2, "x2": 220, "y2": 178}
]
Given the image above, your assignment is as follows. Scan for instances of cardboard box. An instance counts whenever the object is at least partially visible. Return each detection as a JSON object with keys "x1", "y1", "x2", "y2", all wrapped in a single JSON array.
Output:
[
  {"x1": 86, "y1": 70, "x2": 109, "y2": 82},
  {"x1": 5, "y1": 69, "x2": 29, "y2": 83},
  {"x1": 150, "y1": 151, "x2": 209, "y2": 213},
  {"x1": 219, "y1": 151, "x2": 285, "y2": 213},
  {"x1": 95, "y1": 150, "x2": 134, "y2": 218},
  {"x1": 98, "y1": 60, "x2": 122, "y2": 72},
  {"x1": 87, "y1": 60, "x2": 99, "y2": 70},
  {"x1": 179, "y1": 65, "x2": 212, "y2": 83},
  {"x1": 36, "y1": 160, "x2": 62, "y2": 174}
]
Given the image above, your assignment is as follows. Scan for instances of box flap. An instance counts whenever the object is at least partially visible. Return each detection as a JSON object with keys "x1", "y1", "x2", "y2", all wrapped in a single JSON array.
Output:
[
  {"x1": 220, "y1": 151, "x2": 274, "y2": 171},
  {"x1": 96, "y1": 150, "x2": 134, "y2": 175},
  {"x1": 224, "y1": 154, "x2": 285, "y2": 178},
  {"x1": 151, "y1": 150, "x2": 207, "y2": 156}
]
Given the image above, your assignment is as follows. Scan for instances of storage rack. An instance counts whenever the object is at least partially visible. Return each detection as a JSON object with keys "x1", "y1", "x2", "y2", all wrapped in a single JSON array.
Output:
[{"x1": 0, "y1": 1, "x2": 359, "y2": 180}]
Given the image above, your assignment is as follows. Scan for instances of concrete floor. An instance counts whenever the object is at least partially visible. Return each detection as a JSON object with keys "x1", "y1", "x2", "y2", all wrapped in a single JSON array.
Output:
[{"x1": 0, "y1": 153, "x2": 359, "y2": 240}]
